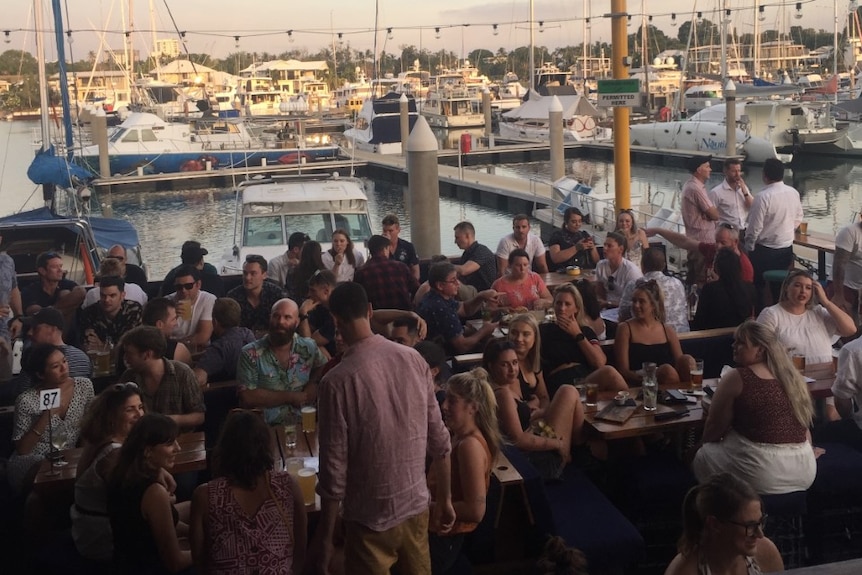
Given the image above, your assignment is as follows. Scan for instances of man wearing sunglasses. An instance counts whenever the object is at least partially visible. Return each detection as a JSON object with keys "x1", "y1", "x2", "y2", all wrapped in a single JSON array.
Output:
[{"x1": 166, "y1": 265, "x2": 215, "y2": 347}]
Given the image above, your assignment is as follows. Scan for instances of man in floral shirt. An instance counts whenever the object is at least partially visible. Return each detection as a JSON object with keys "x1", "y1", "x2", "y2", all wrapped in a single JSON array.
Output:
[{"x1": 237, "y1": 298, "x2": 327, "y2": 425}]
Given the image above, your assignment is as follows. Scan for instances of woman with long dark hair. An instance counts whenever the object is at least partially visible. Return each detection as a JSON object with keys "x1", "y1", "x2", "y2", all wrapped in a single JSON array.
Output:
[
  {"x1": 692, "y1": 248, "x2": 754, "y2": 330},
  {"x1": 322, "y1": 228, "x2": 365, "y2": 282},
  {"x1": 8, "y1": 343, "x2": 94, "y2": 493},
  {"x1": 108, "y1": 413, "x2": 191, "y2": 574},
  {"x1": 547, "y1": 207, "x2": 599, "y2": 270},
  {"x1": 72, "y1": 382, "x2": 145, "y2": 561},
  {"x1": 665, "y1": 473, "x2": 783, "y2": 574},
  {"x1": 190, "y1": 410, "x2": 306, "y2": 574},
  {"x1": 289, "y1": 240, "x2": 325, "y2": 302}
]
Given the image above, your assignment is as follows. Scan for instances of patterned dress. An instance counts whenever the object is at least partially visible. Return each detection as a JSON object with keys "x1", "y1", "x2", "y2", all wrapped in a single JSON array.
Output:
[{"x1": 205, "y1": 473, "x2": 298, "y2": 575}]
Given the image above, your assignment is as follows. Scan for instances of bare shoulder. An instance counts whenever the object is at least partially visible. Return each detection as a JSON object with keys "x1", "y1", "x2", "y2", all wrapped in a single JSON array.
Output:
[
  {"x1": 755, "y1": 537, "x2": 784, "y2": 572},
  {"x1": 664, "y1": 552, "x2": 698, "y2": 575}
]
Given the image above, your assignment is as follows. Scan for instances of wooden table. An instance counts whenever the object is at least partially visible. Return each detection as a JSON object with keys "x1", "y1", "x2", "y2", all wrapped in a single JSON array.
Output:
[
  {"x1": 33, "y1": 431, "x2": 207, "y2": 496},
  {"x1": 794, "y1": 230, "x2": 835, "y2": 280},
  {"x1": 584, "y1": 389, "x2": 705, "y2": 441},
  {"x1": 540, "y1": 269, "x2": 597, "y2": 292}
]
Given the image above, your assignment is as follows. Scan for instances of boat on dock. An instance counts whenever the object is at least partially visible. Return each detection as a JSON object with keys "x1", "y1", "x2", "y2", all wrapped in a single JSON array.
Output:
[
  {"x1": 421, "y1": 73, "x2": 485, "y2": 128},
  {"x1": 499, "y1": 91, "x2": 610, "y2": 142},
  {"x1": 218, "y1": 174, "x2": 373, "y2": 275},
  {"x1": 77, "y1": 112, "x2": 339, "y2": 176},
  {"x1": 343, "y1": 92, "x2": 418, "y2": 155}
]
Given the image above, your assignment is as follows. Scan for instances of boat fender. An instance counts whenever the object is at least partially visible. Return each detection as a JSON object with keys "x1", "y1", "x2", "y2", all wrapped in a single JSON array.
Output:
[
  {"x1": 199, "y1": 155, "x2": 219, "y2": 168},
  {"x1": 659, "y1": 107, "x2": 672, "y2": 122},
  {"x1": 180, "y1": 159, "x2": 204, "y2": 171}
]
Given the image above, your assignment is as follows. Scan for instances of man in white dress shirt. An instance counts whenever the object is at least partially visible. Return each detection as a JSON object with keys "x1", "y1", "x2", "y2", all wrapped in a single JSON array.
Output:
[
  {"x1": 744, "y1": 158, "x2": 804, "y2": 311},
  {"x1": 709, "y1": 158, "x2": 753, "y2": 243},
  {"x1": 495, "y1": 214, "x2": 549, "y2": 276}
]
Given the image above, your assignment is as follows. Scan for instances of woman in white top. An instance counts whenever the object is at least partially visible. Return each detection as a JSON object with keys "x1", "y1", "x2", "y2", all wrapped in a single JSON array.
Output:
[
  {"x1": 321, "y1": 228, "x2": 365, "y2": 283},
  {"x1": 614, "y1": 210, "x2": 648, "y2": 269},
  {"x1": 756, "y1": 270, "x2": 855, "y2": 364},
  {"x1": 595, "y1": 232, "x2": 643, "y2": 308}
]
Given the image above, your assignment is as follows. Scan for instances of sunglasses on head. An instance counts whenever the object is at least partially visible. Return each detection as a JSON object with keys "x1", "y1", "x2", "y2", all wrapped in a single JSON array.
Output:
[
  {"x1": 112, "y1": 382, "x2": 139, "y2": 392},
  {"x1": 174, "y1": 282, "x2": 196, "y2": 291}
]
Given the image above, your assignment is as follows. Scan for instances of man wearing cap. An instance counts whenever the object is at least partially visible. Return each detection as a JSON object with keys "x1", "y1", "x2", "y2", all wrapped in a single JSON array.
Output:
[
  {"x1": 681, "y1": 156, "x2": 720, "y2": 285},
  {"x1": 159, "y1": 241, "x2": 225, "y2": 297},
  {"x1": 268, "y1": 232, "x2": 308, "y2": 289},
  {"x1": 744, "y1": 158, "x2": 804, "y2": 311},
  {"x1": 382, "y1": 214, "x2": 420, "y2": 280}
]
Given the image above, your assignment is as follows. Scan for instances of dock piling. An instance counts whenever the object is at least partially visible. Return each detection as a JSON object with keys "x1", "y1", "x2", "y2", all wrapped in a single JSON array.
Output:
[{"x1": 406, "y1": 116, "x2": 441, "y2": 258}]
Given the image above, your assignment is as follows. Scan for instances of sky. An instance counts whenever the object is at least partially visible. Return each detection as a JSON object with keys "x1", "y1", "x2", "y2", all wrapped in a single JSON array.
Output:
[{"x1": 3, "y1": 0, "x2": 849, "y2": 64}]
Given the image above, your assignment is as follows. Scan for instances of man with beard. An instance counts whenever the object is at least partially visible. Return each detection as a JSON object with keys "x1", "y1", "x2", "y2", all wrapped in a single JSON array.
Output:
[{"x1": 237, "y1": 298, "x2": 327, "y2": 425}]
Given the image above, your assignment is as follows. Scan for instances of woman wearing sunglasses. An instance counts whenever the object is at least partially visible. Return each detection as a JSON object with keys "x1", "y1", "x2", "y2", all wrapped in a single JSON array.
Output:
[
  {"x1": 596, "y1": 232, "x2": 642, "y2": 309},
  {"x1": 72, "y1": 382, "x2": 146, "y2": 562},
  {"x1": 665, "y1": 473, "x2": 783, "y2": 575}
]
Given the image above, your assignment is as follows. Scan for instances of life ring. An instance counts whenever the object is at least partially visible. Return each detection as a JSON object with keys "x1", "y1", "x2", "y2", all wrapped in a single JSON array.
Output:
[
  {"x1": 583, "y1": 117, "x2": 596, "y2": 131},
  {"x1": 180, "y1": 159, "x2": 204, "y2": 171},
  {"x1": 573, "y1": 117, "x2": 586, "y2": 132}
]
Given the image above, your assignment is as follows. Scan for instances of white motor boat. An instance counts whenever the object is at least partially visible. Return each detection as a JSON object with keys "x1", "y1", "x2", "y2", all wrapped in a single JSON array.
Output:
[
  {"x1": 219, "y1": 174, "x2": 373, "y2": 275},
  {"x1": 629, "y1": 120, "x2": 791, "y2": 164},
  {"x1": 499, "y1": 91, "x2": 610, "y2": 142},
  {"x1": 343, "y1": 93, "x2": 418, "y2": 155},
  {"x1": 421, "y1": 80, "x2": 485, "y2": 129}
]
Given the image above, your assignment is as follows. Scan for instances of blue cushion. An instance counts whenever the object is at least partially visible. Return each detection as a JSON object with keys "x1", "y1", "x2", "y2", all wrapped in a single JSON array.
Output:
[{"x1": 544, "y1": 464, "x2": 645, "y2": 571}]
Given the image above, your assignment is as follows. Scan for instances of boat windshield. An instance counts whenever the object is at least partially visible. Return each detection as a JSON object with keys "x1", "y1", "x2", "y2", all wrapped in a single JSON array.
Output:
[{"x1": 243, "y1": 213, "x2": 373, "y2": 247}]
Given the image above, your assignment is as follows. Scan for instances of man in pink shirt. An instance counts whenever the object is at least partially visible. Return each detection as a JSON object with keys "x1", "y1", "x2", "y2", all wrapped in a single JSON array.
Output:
[
  {"x1": 681, "y1": 155, "x2": 720, "y2": 284},
  {"x1": 312, "y1": 282, "x2": 454, "y2": 575}
]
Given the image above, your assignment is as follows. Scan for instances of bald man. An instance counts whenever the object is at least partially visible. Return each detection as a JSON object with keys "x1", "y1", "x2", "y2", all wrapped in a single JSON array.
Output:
[
  {"x1": 107, "y1": 244, "x2": 148, "y2": 288},
  {"x1": 237, "y1": 298, "x2": 327, "y2": 425}
]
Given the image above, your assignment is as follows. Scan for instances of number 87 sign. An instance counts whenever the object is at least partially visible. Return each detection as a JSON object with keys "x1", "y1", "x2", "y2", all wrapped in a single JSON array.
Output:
[{"x1": 39, "y1": 389, "x2": 61, "y2": 411}]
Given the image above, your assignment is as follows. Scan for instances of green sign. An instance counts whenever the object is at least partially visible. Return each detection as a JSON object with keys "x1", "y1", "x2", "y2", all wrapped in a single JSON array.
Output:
[{"x1": 597, "y1": 79, "x2": 640, "y2": 94}]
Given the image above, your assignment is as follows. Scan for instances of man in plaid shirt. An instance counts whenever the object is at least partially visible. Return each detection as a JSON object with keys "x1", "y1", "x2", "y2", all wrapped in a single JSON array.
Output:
[{"x1": 354, "y1": 235, "x2": 419, "y2": 311}]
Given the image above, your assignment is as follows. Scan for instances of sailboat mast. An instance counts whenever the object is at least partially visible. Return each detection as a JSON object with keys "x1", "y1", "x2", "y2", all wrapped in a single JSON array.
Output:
[
  {"x1": 720, "y1": 0, "x2": 728, "y2": 80},
  {"x1": 150, "y1": 0, "x2": 159, "y2": 81},
  {"x1": 35, "y1": 0, "x2": 50, "y2": 153},
  {"x1": 641, "y1": 0, "x2": 649, "y2": 108},
  {"x1": 582, "y1": 1, "x2": 588, "y2": 79},
  {"x1": 529, "y1": 0, "x2": 535, "y2": 92},
  {"x1": 835, "y1": 0, "x2": 839, "y2": 104},
  {"x1": 128, "y1": 0, "x2": 135, "y2": 82},
  {"x1": 754, "y1": 0, "x2": 761, "y2": 77}
]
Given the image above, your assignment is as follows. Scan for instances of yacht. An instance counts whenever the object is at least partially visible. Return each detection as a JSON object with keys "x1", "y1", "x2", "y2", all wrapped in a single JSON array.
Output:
[
  {"x1": 343, "y1": 92, "x2": 418, "y2": 154},
  {"x1": 499, "y1": 91, "x2": 610, "y2": 142},
  {"x1": 422, "y1": 73, "x2": 484, "y2": 128}
]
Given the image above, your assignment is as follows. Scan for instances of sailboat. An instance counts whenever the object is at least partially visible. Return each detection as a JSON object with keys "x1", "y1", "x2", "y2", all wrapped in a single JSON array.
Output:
[{"x1": 1, "y1": 0, "x2": 146, "y2": 285}]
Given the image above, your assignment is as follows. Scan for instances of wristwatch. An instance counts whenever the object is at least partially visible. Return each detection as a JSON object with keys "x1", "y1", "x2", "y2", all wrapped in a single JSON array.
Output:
[
  {"x1": 574, "y1": 333, "x2": 586, "y2": 343},
  {"x1": 299, "y1": 314, "x2": 309, "y2": 322}
]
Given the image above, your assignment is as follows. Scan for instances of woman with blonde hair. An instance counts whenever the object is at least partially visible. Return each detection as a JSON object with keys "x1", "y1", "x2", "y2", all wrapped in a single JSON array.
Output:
[
  {"x1": 322, "y1": 228, "x2": 365, "y2": 283},
  {"x1": 693, "y1": 320, "x2": 816, "y2": 494},
  {"x1": 665, "y1": 473, "x2": 783, "y2": 575},
  {"x1": 508, "y1": 313, "x2": 585, "y2": 437},
  {"x1": 539, "y1": 283, "x2": 628, "y2": 395},
  {"x1": 614, "y1": 209, "x2": 649, "y2": 268},
  {"x1": 615, "y1": 279, "x2": 694, "y2": 386},
  {"x1": 429, "y1": 368, "x2": 501, "y2": 574}
]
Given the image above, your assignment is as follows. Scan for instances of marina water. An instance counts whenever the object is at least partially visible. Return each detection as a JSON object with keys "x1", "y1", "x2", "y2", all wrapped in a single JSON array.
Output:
[{"x1": 1, "y1": 120, "x2": 857, "y2": 278}]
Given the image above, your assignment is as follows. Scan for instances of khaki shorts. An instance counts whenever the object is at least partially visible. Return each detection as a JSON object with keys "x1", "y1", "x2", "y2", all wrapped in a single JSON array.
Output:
[{"x1": 343, "y1": 509, "x2": 431, "y2": 575}]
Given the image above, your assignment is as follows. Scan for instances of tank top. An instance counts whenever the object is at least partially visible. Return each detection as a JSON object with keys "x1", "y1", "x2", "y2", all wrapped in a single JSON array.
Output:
[
  {"x1": 429, "y1": 430, "x2": 492, "y2": 536},
  {"x1": 205, "y1": 473, "x2": 297, "y2": 575},
  {"x1": 627, "y1": 323, "x2": 676, "y2": 368},
  {"x1": 733, "y1": 367, "x2": 808, "y2": 444},
  {"x1": 109, "y1": 477, "x2": 179, "y2": 573}
]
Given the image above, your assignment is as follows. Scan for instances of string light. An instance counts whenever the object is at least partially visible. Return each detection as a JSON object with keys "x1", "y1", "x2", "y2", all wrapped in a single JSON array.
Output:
[
  {"x1": 671, "y1": 13, "x2": 677, "y2": 27},
  {"x1": 435, "y1": 27, "x2": 440, "y2": 39},
  {"x1": 585, "y1": 18, "x2": 590, "y2": 30},
  {"x1": 795, "y1": 2, "x2": 803, "y2": 19},
  {"x1": 696, "y1": 11, "x2": 703, "y2": 25},
  {"x1": 234, "y1": 35, "x2": 240, "y2": 49},
  {"x1": 493, "y1": 24, "x2": 498, "y2": 36},
  {"x1": 3, "y1": 31, "x2": 9, "y2": 44},
  {"x1": 387, "y1": 27, "x2": 393, "y2": 40},
  {"x1": 759, "y1": 6, "x2": 766, "y2": 21},
  {"x1": 287, "y1": 30, "x2": 294, "y2": 43},
  {"x1": 724, "y1": 9, "x2": 732, "y2": 24},
  {"x1": 66, "y1": 30, "x2": 73, "y2": 44},
  {"x1": 539, "y1": 21, "x2": 544, "y2": 33},
  {"x1": 627, "y1": 15, "x2": 632, "y2": 27}
]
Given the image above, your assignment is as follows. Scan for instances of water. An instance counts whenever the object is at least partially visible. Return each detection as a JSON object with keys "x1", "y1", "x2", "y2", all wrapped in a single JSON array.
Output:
[{"x1": 1, "y1": 119, "x2": 856, "y2": 278}]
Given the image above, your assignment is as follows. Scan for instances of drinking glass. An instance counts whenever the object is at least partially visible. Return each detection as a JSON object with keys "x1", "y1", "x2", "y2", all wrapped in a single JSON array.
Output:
[
  {"x1": 792, "y1": 353, "x2": 806, "y2": 373},
  {"x1": 690, "y1": 359, "x2": 704, "y2": 390},
  {"x1": 283, "y1": 414, "x2": 298, "y2": 451},
  {"x1": 298, "y1": 468, "x2": 317, "y2": 506},
  {"x1": 301, "y1": 406, "x2": 317, "y2": 433},
  {"x1": 51, "y1": 426, "x2": 69, "y2": 467},
  {"x1": 584, "y1": 383, "x2": 599, "y2": 407},
  {"x1": 642, "y1": 378, "x2": 658, "y2": 411}
]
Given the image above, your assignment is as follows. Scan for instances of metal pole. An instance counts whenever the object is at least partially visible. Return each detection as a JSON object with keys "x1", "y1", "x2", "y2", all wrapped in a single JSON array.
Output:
[{"x1": 612, "y1": 0, "x2": 631, "y2": 211}]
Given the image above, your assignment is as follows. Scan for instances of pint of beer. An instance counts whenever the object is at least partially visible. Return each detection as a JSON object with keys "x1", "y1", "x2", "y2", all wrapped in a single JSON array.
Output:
[
  {"x1": 298, "y1": 468, "x2": 317, "y2": 505},
  {"x1": 690, "y1": 359, "x2": 704, "y2": 389},
  {"x1": 301, "y1": 406, "x2": 317, "y2": 433},
  {"x1": 178, "y1": 299, "x2": 193, "y2": 321}
]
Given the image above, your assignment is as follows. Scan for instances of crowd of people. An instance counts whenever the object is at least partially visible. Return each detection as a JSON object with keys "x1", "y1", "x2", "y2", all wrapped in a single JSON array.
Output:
[{"x1": 1, "y1": 159, "x2": 858, "y2": 575}]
